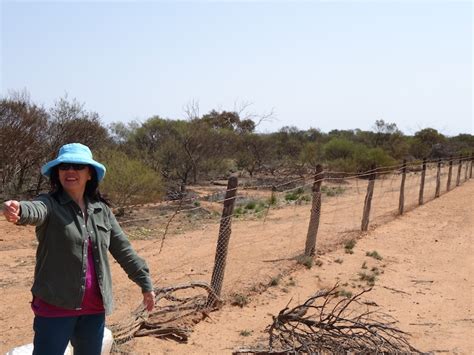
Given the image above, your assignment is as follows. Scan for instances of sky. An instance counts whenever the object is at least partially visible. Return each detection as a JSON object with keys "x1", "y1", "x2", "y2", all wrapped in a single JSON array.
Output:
[{"x1": 1, "y1": 0, "x2": 472, "y2": 136}]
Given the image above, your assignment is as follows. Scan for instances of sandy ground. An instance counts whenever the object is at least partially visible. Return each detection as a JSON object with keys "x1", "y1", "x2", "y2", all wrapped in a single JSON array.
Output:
[{"x1": 0, "y1": 176, "x2": 472, "y2": 354}]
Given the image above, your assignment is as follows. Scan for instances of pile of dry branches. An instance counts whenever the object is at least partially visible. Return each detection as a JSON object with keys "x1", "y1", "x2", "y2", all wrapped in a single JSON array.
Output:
[
  {"x1": 235, "y1": 285, "x2": 422, "y2": 354},
  {"x1": 110, "y1": 281, "x2": 220, "y2": 346}
]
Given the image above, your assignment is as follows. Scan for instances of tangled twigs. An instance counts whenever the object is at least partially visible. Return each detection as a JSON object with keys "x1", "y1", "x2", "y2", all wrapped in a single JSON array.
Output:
[
  {"x1": 110, "y1": 281, "x2": 220, "y2": 345},
  {"x1": 234, "y1": 285, "x2": 423, "y2": 354}
]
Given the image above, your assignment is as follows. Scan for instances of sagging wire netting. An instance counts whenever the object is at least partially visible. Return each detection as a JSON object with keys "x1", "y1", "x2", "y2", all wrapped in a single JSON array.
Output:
[
  {"x1": 110, "y1": 282, "x2": 220, "y2": 347},
  {"x1": 109, "y1": 157, "x2": 472, "y2": 348}
]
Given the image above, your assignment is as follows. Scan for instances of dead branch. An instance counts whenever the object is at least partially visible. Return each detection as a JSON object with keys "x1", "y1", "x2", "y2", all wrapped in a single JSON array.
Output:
[
  {"x1": 234, "y1": 285, "x2": 423, "y2": 354},
  {"x1": 110, "y1": 281, "x2": 221, "y2": 346}
]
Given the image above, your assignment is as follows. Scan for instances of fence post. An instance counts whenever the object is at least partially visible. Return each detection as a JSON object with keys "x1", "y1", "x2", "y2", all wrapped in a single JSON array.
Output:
[
  {"x1": 361, "y1": 165, "x2": 376, "y2": 232},
  {"x1": 304, "y1": 164, "x2": 324, "y2": 256},
  {"x1": 435, "y1": 158, "x2": 441, "y2": 198},
  {"x1": 447, "y1": 156, "x2": 453, "y2": 191},
  {"x1": 456, "y1": 155, "x2": 462, "y2": 186},
  {"x1": 208, "y1": 175, "x2": 238, "y2": 307},
  {"x1": 418, "y1": 158, "x2": 427, "y2": 205},
  {"x1": 470, "y1": 153, "x2": 473, "y2": 179},
  {"x1": 398, "y1": 160, "x2": 407, "y2": 215},
  {"x1": 464, "y1": 156, "x2": 469, "y2": 182}
]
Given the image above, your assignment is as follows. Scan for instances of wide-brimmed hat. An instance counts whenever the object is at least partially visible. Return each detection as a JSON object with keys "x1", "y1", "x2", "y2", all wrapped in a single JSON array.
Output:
[{"x1": 41, "y1": 143, "x2": 106, "y2": 182}]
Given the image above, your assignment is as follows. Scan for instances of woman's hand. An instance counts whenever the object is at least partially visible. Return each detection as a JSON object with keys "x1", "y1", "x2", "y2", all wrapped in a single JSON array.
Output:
[
  {"x1": 3, "y1": 200, "x2": 20, "y2": 223},
  {"x1": 142, "y1": 291, "x2": 155, "y2": 312}
]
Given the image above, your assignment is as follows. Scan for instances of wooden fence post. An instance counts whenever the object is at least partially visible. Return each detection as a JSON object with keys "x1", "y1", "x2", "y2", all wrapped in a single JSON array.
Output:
[
  {"x1": 456, "y1": 155, "x2": 462, "y2": 186},
  {"x1": 418, "y1": 158, "x2": 427, "y2": 205},
  {"x1": 361, "y1": 165, "x2": 376, "y2": 231},
  {"x1": 464, "y1": 156, "x2": 469, "y2": 181},
  {"x1": 208, "y1": 175, "x2": 238, "y2": 307},
  {"x1": 447, "y1": 156, "x2": 453, "y2": 191},
  {"x1": 304, "y1": 164, "x2": 324, "y2": 256},
  {"x1": 435, "y1": 158, "x2": 441, "y2": 198},
  {"x1": 470, "y1": 153, "x2": 473, "y2": 179},
  {"x1": 398, "y1": 160, "x2": 407, "y2": 215}
]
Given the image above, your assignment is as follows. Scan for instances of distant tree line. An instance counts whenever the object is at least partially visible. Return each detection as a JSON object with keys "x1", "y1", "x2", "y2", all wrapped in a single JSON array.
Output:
[{"x1": 1, "y1": 92, "x2": 472, "y2": 206}]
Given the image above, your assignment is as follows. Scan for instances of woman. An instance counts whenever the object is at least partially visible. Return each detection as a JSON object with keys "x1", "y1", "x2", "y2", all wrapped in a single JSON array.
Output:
[{"x1": 3, "y1": 143, "x2": 155, "y2": 355}]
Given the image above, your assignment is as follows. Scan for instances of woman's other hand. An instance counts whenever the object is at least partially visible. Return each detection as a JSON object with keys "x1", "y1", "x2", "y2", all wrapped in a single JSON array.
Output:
[
  {"x1": 3, "y1": 200, "x2": 20, "y2": 223},
  {"x1": 142, "y1": 291, "x2": 155, "y2": 312}
]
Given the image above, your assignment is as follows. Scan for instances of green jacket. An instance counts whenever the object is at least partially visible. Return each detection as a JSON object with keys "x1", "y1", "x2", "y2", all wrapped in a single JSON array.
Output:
[{"x1": 18, "y1": 191, "x2": 153, "y2": 315}]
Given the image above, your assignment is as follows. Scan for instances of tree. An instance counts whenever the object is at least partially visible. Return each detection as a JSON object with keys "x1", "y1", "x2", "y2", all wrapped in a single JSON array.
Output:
[
  {"x1": 47, "y1": 95, "x2": 110, "y2": 157},
  {"x1": 200, "y1": 110, "x2": 255, "y2": 134},
  {"x1": 0, "y1": 95, "x2": 48, "y2": 196},
  {"x1": 409, "y1": 128, "x2": 446, "y2": 159}
]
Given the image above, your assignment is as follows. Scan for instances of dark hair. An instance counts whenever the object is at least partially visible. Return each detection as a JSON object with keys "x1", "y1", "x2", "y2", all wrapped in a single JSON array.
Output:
[{"x1": 50, "y1": 165, "x2": 110, "y2": 206}]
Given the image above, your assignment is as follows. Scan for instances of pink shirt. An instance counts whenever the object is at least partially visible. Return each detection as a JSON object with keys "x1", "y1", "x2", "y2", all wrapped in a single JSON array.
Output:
[{"x1": 32, "y1": 238, "x2": 104, "y2": 317}]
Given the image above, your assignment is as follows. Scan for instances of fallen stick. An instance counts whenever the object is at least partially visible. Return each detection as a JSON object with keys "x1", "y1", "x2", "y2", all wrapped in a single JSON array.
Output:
[{"x1": 382, "y1": 285, "x2": 411, "y2": 295}]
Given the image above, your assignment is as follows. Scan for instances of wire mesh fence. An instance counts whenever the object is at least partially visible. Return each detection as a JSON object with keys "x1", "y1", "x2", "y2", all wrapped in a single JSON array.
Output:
[{"x1": 110, "y1": 155, "x2": 473, "y2": 347}]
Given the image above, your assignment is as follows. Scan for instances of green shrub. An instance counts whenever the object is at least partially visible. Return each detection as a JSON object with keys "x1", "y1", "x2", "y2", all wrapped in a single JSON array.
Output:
[
  {"x1": 344, "y1": 239, "x2": 356, "y2": 254},
  {"x1": 97, "y1": 148, "x2": 163, "y2": 207},
  {"x1": 354, "y1": 146, "x2": 397, "y2": 172},
  {"x1": 322, "y1": 185, "x2": 345, "y2": 197},
  {"x1": 284, "y1": 187, "x2": 306, "y2": 202},
  {"x1": 245, "y1": 200, "x2": 256, "y2": 210},
  {"x1": 296, "y1": 255, "x2": 313, "y2": 269},
  {"x1": 366, "y1": 251, "x2": 383, "y2": 260},
  {"x1": 285, "y1": 191, "x2": 300, "y2": 201},
  {"x1": 268, "y1": 194, "x2": 277, "y2": 205},
  {"x1": 359, "y1": 272, "x2": 376, "y2": 286}
]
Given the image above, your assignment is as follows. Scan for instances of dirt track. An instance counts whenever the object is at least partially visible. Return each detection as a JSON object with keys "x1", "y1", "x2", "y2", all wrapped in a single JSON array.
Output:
[{"x1": 0, "y1": 180, "x2": 472, "y2": 354}]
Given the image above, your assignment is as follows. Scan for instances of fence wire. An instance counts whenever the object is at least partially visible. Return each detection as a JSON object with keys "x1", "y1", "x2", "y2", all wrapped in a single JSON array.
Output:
[{"x1": 109, "y1": 157, "x2": 473, "y2": 349}]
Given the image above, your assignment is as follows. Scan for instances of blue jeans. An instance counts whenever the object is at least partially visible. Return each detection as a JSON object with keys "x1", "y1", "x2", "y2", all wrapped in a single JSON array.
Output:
[{"x1": 33, "y1": 313, "x2": 105, "y2": 355}]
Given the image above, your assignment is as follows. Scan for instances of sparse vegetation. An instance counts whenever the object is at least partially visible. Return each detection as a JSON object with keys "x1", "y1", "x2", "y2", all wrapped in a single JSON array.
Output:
[
  {"x1": 315, "y1": 259, "x2": 323, "y2": 267},
  {"x1": 334, "y1": 258, "x2": 344, "y2": 264},
  {"x1": 344, "y1": 239, "x2": 356, "y2": 254},
  {"x1": 321, "y1": 185, "x2": 346, "y2": 197},
  {"x1": 361, "y1": 261, "x2": 368, "y2": 269},
  {"x1": 231, "y1": 293, "x2": 249, "y2": 308},
  {"x1": 269, "y1": 276, "x2": 281, "y2": 287},
  {"x1": 127, "y1": 227, "x2": 156, "y2": 240},
  {"x1": 359, "y1": 271, "x2": 377, "y2": 286},
  {"x1": 233, "y1": 198, "x2": 269, "y2": 219},
  {"x1": 296, "y1": 255, "x2": 314, "y2": 269},
  {"x1": 283, "y1": 187, "x2": 313, "y2": 204},
  {"x1": 371, "y1": 267, "x2": 381, "y2": 275},
  {"x1": 337, "y1": 289, "x2": 353, "y2": 298},
  {"x1": 245, "y1": 200, "x2": 256, "y2": 210},
  {"x1": 366, "y1": 251, "x2": 383, "y2": 260},
  {"x1": 268, "y1": 194, "x2": 277, "y2": 205},
  {"x1": 239, "y1": 329, "x2": 253, "y2": 337}
]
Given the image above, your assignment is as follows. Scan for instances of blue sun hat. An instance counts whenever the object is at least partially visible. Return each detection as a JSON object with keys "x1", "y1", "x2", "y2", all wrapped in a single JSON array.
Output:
[{"x1": 41, "y1": 143, "x2": 106, "y2": 182}]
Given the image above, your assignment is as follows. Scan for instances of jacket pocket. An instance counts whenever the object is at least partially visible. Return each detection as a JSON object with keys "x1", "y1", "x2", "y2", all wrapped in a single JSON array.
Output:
[{"x1": 96, "y1": 221, "x2": 112, "y2": 248}]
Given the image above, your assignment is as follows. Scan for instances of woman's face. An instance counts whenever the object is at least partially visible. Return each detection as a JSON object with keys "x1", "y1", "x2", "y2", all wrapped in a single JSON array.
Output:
[{"x1": 58, "y1": 163, "x2": 92, "y2": 196}]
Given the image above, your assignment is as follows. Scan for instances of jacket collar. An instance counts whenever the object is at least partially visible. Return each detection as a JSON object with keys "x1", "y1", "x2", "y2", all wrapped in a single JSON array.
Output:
[{"x1": 57, "y1": 190, "x2": 103, "y2": 213}]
